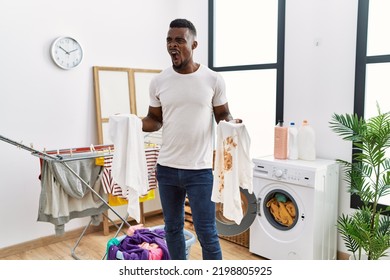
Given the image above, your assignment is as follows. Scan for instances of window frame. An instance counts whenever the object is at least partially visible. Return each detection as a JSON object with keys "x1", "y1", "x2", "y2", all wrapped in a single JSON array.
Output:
[
  {"x1": 353, "y1": 0, "x2": 390, "y2": 210},
  {"x1": 208, "y1": 0, "x2": 286, "y2": 124}
]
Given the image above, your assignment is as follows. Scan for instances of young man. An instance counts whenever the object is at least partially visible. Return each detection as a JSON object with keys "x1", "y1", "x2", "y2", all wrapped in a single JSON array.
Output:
[{"x1": 142, "y1": 18, "x2": 239, "y2": 260}]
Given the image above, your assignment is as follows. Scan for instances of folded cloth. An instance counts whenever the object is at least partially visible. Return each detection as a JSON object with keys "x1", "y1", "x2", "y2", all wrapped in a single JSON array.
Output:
[
  {"x1": 108, "y1": 242, "x2": 149, "y2": 260},
  {"x1": 148, "y1": 247, "x2": 164, "y2": 260},
  {"x1": 107, "y1": 228, "x2": 170, "y2": 260}
]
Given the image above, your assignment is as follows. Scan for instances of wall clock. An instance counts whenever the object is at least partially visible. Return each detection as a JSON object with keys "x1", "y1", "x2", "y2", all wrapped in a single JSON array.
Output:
[{"x1": 51, "y1": 36, "x2": 84, "y2": 70}]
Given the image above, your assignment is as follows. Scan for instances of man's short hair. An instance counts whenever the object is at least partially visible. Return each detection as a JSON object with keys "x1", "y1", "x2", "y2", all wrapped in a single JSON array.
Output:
[{"x1": 169, "y1": 18, "x2": 197, "y2": 37}]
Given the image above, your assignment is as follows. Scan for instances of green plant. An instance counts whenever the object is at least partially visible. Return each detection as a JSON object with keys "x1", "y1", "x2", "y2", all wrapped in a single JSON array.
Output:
[{"x1": 329, "y1": 104, "x2": 390, "y2": 260}]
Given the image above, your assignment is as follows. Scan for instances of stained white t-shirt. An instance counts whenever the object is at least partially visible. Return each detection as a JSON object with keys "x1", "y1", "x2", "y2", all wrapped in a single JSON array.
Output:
[
  {"x1": 149, "y1": 65, "x2": 228, "y2": 169},
  {"x1": 211, "y1": 121, "x2": 253, "y2": 225}
]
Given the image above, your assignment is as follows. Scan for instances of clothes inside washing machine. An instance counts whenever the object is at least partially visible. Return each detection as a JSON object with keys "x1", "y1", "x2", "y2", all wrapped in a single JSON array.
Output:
[{"x1": 264, "y1": 190, "x2": 298, "y2": 230}]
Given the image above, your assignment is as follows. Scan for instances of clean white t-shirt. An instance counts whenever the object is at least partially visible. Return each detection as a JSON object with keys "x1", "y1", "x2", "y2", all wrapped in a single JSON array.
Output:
[{"x1": 149, "y1": 65, "x2": 228, "y2": 169}]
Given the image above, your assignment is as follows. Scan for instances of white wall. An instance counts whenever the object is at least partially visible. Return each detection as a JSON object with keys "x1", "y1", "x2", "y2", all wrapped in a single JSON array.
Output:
[
  {"x1": 0, "y1": 0, "x2": 209, "y2": 249},
  {"x1": 284, "y1": 0, "x2": 358, "y2": 254},
  {"x1": 0, "y1": 0, "x2": 359, "y2": 256}
]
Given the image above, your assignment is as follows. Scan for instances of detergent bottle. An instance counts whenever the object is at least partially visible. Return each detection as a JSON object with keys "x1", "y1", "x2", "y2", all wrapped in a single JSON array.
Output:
[
  {"x1": 274, "y1": 120, "x2": 288, "y2": 160},
  {"x1": 288, "y1": 122, "x2": 299, "y2": 160},
  {"x1": 298, "y1": 120, "x2": 316, "y2": 160}
]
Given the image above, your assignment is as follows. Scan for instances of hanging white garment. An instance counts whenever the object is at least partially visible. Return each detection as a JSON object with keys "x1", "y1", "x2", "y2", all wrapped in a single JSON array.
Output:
[
  {"x1": 108, "y1": 114, "x2": 149, "y2": 223},
  {"x1": 212, "y1": 120, "x2": 253, "y2": 225}
]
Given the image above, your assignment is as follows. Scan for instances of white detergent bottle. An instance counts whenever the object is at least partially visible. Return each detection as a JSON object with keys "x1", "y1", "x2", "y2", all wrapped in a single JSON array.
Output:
[
  {"x1": 288, "y1": 122, "x2": 298, "y2": 160},
  {"x1": 298, "y1": 120, "x2": 316, "y2": 160}
]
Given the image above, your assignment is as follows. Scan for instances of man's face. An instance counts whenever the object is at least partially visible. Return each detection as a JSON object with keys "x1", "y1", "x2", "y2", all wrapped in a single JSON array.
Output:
[{"x1": 166, "y1": 27, "x2": 197, "y2": 71}]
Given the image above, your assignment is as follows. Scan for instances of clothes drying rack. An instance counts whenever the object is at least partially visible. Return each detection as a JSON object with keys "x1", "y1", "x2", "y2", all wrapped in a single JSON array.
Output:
[{"x1": 0, "y1": 134, "x2": 136, "y2": 260}]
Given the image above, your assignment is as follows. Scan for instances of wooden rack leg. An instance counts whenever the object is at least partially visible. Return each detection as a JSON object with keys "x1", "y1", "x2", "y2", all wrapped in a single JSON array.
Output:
[
  {"x1": 102, "y1": 202, "x2": 145, "y2": 236},
  {"x1": 103, "y1": 211, "x2": 110, "y2": 235},
  {"x1": 140, "y1": 202, "x2": 145, "y2": 224}
]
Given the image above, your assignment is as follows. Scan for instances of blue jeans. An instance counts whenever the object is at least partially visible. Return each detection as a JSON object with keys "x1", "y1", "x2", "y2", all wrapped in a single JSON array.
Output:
[{"x1": 156, "y1": 164, "x2": 222, "y2": 260}]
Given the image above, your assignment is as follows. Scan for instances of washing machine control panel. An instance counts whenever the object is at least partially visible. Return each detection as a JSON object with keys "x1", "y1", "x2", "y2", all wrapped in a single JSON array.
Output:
[
  {"x1": 273, "y1": 169, "x2": 284, "y2": 178},
  {"x1": 253, "y1": 159, "x2": 316, "y2": 187}
]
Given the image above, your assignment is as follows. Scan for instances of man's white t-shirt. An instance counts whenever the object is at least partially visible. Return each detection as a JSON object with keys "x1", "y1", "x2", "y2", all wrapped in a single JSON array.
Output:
[{"x1": 149, "y1": 65, "x2": 228, "y2": 169}]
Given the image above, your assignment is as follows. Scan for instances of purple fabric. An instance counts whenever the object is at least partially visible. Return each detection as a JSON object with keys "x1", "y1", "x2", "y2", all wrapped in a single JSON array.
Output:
[{"x1": 107, "y1": 228, "x2": 170, "y2": 260}]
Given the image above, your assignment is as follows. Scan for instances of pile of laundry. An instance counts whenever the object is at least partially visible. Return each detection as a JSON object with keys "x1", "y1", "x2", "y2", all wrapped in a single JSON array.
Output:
[
  {"x1": 106, "y1": 225, "x2": 170, "y2": 260},
  {"x1": 266, "y1": 193, "x2": 296, "y2": 227}
]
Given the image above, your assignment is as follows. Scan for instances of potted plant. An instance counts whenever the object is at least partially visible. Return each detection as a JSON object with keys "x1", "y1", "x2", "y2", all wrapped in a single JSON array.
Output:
[{"x1": 329, "y1": 104, "x2": 390, "y2": 260}]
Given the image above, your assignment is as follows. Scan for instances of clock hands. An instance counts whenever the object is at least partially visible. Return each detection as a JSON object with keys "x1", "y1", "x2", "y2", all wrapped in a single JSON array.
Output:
[
  {"x1": 59, "y1": 46, "x2": 79, "y2": 55},
  {"x1": 59, "y1": 46, "x2": 70, "y2": 55}
]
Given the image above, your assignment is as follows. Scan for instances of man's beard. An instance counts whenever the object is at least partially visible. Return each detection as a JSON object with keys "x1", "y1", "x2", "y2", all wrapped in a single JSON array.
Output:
[{"x1": 172, "y1": 57, "x2": 190, "y2": 71}]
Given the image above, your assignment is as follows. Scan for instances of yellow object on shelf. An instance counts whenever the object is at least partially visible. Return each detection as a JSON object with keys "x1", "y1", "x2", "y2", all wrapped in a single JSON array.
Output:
[
  {"x1": 139, "y1": 189, "x2": 155, "y2": 202},
  {"x1": 108, "y1": 189, "x2": 156, "y2": 206},
  {"x1": 108, "y1": 194, "x2": 127, "y2": 206},
  {"x1": 95, "y1": 157, "x2": 105, "y2": 166}
]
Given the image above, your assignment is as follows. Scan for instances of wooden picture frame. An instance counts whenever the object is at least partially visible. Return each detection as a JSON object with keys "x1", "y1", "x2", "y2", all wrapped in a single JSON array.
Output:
[
  {"x1": 92, "y1": 66, "x2": 161, "y2": 235},
  {"x1": 93, "y1": 66, "x2": 161, "y2": 145}
]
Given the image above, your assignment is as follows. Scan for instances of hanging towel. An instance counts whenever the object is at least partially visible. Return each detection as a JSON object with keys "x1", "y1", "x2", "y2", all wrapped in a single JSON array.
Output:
[
  {"x1": 38, "y1": 158, "x2": 108, "y2": 235},
  {"x1": 211, "y1": 120, "x2": 253, "y2": 225},
  {"x1": 108, "y1": 114, "x2": 149, "y2": 223}
]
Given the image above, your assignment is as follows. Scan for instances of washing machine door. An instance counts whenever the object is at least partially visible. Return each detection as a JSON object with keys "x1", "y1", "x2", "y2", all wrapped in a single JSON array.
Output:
[
  {"x1": 252, "y1": 181, "x2": 309, "y2": 241},
  {"x1": 215, "y1": 187, "x2": 257, "y2": 236},
  {"x1": 260, "y1": 187, "x2": 300, "y2": 230}
]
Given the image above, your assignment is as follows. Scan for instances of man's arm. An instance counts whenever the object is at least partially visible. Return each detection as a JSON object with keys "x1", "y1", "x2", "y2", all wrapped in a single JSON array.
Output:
[
  {"x1": 213, "y1": 103, "x2": 242, "y2": 124},
  {"x1": 142, "y1": 106, "x2": 163, "y2": 132}
]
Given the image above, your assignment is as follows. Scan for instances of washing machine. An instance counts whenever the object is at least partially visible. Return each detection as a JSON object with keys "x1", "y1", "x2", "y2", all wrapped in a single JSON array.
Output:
[{"x1": 248, "y1": 155, "x2": 339, "y2": 260}]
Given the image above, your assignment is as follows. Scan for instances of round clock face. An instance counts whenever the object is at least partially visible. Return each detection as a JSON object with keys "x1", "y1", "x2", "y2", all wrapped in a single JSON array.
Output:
[{"x1": 51, "y1": 36, "x2": 83, "y2": 70}]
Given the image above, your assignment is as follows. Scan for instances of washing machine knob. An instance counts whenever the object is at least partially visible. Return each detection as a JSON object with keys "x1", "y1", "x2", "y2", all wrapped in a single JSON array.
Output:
[{"x1": 274, "y1": 169, "x2": 283, "y2": 178}]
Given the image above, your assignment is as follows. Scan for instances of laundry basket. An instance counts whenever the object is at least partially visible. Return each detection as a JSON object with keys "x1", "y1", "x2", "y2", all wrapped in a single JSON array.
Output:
[{"x1": 106, "y1": 225, "x2": 196, "y2": 260}]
